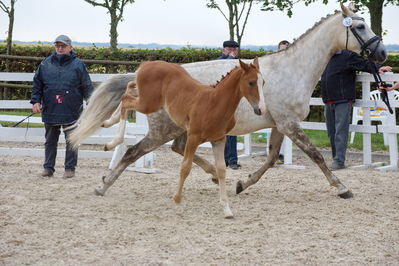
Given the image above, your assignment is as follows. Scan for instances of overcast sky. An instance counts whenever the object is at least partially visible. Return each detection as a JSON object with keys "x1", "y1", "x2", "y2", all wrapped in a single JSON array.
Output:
[{"x1": 1, "y1": 0, "x2": 398, "y2": 47}]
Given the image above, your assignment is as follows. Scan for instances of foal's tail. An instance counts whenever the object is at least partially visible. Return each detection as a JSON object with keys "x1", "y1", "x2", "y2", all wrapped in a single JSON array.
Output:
[{"x1": 68, "y1": 74, "x2": 135, "y2": 149}]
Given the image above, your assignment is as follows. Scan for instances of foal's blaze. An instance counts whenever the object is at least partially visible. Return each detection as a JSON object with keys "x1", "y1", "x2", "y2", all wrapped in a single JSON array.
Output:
[{"x1": 239, "y1": 57, "x2": 266, "y2": 116}]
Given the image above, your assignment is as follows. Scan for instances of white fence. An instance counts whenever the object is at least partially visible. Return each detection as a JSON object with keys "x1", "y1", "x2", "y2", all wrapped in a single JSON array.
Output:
[
  {"x1": 1, "y1": 72, "x2": 398, "y2": 170},
  {"x1": 0, "y1": 72, "x2": 156, "y2": 173}
]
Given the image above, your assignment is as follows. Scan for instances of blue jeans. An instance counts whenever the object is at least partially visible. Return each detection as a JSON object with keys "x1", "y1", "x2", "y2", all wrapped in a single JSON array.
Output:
[
  {"x1": 324, "y1": 102, "x2": 353, "y2": 167},
  {"x1": 43, "y1": 123, "x2": 78, "y2": 173},
  {"x1": 224, "y1": 135, "x2": 238, "y2": 166}
]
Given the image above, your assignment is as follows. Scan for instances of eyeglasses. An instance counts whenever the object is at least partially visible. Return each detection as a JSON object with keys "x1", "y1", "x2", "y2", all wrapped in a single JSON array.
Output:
[{"x1": 55, "y1": 44, "x2": 68, "y2": 49}]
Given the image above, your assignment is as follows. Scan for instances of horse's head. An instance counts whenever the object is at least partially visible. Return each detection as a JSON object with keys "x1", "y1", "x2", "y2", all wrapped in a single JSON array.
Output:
[
  {"x1": 338, "y1": 3, "x2": 386, "y2": 63},
  {"x1": 238, "y1": 57, "x2": 266, "y2": 116}
]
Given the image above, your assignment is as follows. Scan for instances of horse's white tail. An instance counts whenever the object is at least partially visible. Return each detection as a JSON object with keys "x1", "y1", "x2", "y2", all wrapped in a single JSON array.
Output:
[{"x1": 68, "y1": 74, "x2": 135, "y2": 150}]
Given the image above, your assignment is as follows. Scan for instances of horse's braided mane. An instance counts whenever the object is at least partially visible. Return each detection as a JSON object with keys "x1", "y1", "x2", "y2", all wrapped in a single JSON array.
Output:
[
  {"x1": 210, "y1": 65, "x2": 240, "y2": 88},
  {"x1": 208, "y1": 11, "x2": 342, "y2": 87},
  {"x1": 269, "y1": 10, "x2": 341, "y2": 56}
]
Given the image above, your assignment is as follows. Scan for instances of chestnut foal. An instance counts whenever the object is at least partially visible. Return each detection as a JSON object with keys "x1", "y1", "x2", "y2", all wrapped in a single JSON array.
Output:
[{"x1": 103, "y1": 58, "x2": 265, "y2": 218}]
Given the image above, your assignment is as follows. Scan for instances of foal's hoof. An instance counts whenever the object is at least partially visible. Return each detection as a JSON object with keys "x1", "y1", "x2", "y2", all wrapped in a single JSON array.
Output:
[
  {"x1": 173, "y1": 195, "x2": 182, "y2": 204},
  {"x1": 211, "y1": 177, "x2": 219, "y2": 184},
  {"x1": 236, "y1": 181, "x2": 244, "y2": 194},
  {"x1": 338, "y1": 190, "x2": 354, "y2": 199},
  {"x1": 104, "y1": 145, "x2": 110, "y2": 151}
]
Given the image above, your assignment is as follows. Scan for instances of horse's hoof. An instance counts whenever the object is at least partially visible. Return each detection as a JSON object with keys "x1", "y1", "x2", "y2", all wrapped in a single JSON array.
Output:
[
  {"x1": 223, "y1": 205, "x2": 234, "y2": 219},
  {"x1": 236, "y1": 181, "x2": 244, "y2": 194},
  {"x1": 94, "y1": 186, "x2": 105, "y2": 196},
  {"x1": 339, "y1": 190, "x2": 353, "y2": 199},
  {"x1": 104, "y1": 145, "x2": 109, "y2": 151}
]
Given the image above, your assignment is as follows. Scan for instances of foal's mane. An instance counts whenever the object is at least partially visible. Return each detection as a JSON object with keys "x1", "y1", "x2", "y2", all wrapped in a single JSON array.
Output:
[
  {"x1": 210, "y1": 65, "x2": 240, "y2": 88},
  {"x1": 270, "y1": 10, "x2": 341, "y2": 56}
]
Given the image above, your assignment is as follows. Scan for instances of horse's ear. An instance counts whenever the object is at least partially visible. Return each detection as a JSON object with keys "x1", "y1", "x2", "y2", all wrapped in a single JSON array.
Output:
[
  {"x1": 252, "y1": 57, "x2": 259, "y2": 70},
  {"x1": 239, "y1": 59, "x2": 250, "y2": 72},
  {"x1": 340, "y1": 3, "x2": 355, "y2": 17}
]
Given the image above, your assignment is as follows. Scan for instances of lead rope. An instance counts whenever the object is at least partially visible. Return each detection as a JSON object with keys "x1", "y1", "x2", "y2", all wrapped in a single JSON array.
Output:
[
  {"x1": 11, "y1": 112, "x2": 34, "y2": 142},
  {"x1": 25, "y1": 116, "x2": 30, "y2": 141},
  {"x1": 12, "y1": 112, "x2": 34, "y2": 127}
]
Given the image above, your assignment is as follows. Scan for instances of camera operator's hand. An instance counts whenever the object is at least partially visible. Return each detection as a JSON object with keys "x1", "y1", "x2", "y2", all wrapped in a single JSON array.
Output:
[{"x1": 32, "y1": 103, "x2": 42, "y2": 113}]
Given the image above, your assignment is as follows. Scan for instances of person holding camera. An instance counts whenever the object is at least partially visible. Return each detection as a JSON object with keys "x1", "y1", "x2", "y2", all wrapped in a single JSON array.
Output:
[
  {"x1": 379, "y1": 81, "x2": 399, "y2": 91},
  {"x1": 217, "y1": 40, "x2": 241, "y2": 169}
]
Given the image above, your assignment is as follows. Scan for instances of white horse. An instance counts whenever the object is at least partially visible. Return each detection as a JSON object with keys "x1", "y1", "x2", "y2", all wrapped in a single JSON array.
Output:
[{"x1": 69, "y1": 4, "x2": 386, "y2": 201}]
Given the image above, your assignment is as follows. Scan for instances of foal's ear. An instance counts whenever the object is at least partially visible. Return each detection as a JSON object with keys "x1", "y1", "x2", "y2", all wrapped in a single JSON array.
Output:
[
  {"x1": 251, "y1": 57, "x2": 259, "y2": 70},
  {"x1": 239, "y1": 59, "x2": 250, "y2": 72}
]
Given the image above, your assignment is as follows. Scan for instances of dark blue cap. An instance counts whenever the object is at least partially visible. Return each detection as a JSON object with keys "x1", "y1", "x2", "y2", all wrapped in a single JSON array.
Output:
[{"x1": 223, "y1": 40, "x2": 239, "y2": 48}]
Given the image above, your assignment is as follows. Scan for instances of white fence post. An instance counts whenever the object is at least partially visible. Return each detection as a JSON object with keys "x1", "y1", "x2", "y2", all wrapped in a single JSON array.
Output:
[
  {"x1": 243, "y1": 134, "x2": 252, "y2": 157},
  {"x1": 282, "y1": 137, "x2": 292, "y2": 165},
  {"x1": 375, "y1": 89, "x2": 399, "y2": 170},
  {"x1": 361, "y1": 81, "x2": 373, "y2": 167},
  {"x1": 108, "y1": 112, "x2": 158, "y2": 173}
]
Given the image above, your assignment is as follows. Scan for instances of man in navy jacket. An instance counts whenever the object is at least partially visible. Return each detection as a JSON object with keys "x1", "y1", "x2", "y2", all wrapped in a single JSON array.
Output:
[
  {"x1": 217, "y1": 40, "x2": 241, "y2": 170},
  {"x1": 31, "y1": 35, "x2": 93, "y2": 178},
  {"x1": 321, "y1": 50, "x2": 391, "y2": 170}
]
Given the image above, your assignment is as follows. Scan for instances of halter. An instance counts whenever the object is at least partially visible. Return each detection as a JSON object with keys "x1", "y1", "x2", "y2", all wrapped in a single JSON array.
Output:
[
  {"x1": 342, "y1": 15, "x2": 392, "y2": 113},
  {"x1": 343, "y1": 15, "x2": 381, "y2": 57}
]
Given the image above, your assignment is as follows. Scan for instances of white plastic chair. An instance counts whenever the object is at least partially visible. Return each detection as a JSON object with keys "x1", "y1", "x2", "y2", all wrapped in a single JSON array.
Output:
[{"x1": 350, "y1": 89, "x2": 399, "y2": 145}]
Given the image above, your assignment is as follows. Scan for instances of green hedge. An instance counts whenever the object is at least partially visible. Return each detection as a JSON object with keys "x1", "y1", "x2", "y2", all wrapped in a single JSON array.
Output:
[
  {"x1": 2, "y1": 42, "x2": 397, "y2": 74},
  {"x1": 385, "y1": 54, "x2": 399, "y2": 71},
  {"x1": 0, "y1": 43, "x2": 269, "y2": 100},
  {"x1": 0, "y1": 43, "x2": 270, "y2": 74}
]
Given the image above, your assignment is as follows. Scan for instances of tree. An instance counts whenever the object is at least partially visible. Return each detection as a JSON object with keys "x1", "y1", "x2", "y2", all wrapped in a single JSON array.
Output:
[
  {"x1": 206, "y1": 0, "x2": 258, "y2": 46},
  {"x1": 84, "y1": 0, "x2": 135, "y2": 50},
  {"x1": 259, "y1": 0, "x2": 302, "y2": 17},
  {"x1": 206, "y1": 0, "x2": 306, "y2": 47},
  {"x1": 0, "y1": 0, "x2": 16, "y2": 55},
  {"x1": 0, "y1": 0, "x2": 16, "y2": 99}
]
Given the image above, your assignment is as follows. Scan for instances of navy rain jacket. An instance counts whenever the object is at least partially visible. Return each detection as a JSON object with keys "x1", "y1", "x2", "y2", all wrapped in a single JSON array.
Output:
[{"x1": 30, "y1": 51, "x2": 93, "y2": 124}]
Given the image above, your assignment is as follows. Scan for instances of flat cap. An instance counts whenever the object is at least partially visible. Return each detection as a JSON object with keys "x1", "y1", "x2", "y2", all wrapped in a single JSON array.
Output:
[
  {"x1": 223, "y1": 40, "x2": 239, "y2": 48},
  {"x1": 54, "y1": 35, "x2": 72, "y2": 45}
]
